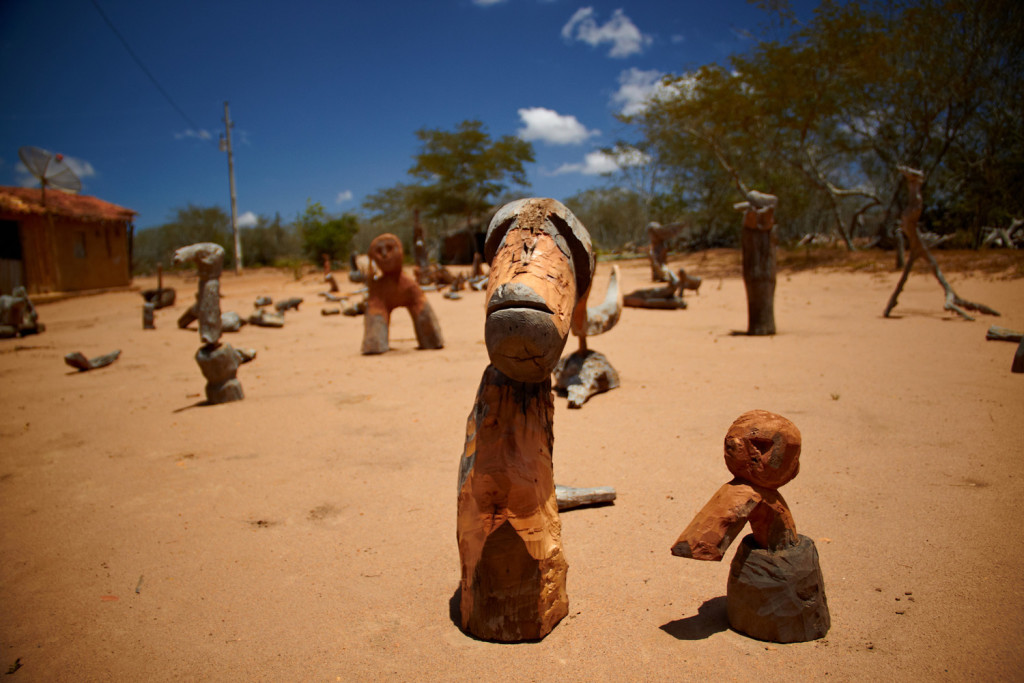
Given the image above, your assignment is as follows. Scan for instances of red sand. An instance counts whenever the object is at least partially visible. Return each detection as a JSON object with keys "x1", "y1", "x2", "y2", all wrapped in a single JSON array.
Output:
[{"x1": 1, "y1": 254, "x2": 1022, "y2": 680}]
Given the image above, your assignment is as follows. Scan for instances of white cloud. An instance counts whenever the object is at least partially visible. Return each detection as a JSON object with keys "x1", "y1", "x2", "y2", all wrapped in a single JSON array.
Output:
[
  {"x1": 517, "y1": 107, "x2": 599, "y2": 145},
  {"x1": 336, "y1": 190, "x2": 353, "y2": 205},
  {"x1": 611, "y1": 68, "x2": 688, "y2": 116},
  {"x1": 561, "y1": 7, "x2": 652, "y2": 58},
  {"x1": 237, "y1": 211, "x2": 258, "y2": 228},
  {"x1": 551, "y1": 147, "x2": 650, "y2": 176},
  {"x1": 671, "y1": 34, "x2": 685, "y2": 44},
  {"x1": 64, "y1": 157, "x2": 96, "y2": 179},
  {"x1": 472, "y1": 0, "x2": 505, "y2": 5},
  {"x1": 174, "y1": 128, "x2": 213, "y2": 141}
]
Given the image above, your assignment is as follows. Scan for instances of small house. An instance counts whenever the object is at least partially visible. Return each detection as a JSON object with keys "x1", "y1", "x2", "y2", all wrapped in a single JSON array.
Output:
[{"x1": 0, "y1": 187, "x2": 136, "y2": 296}]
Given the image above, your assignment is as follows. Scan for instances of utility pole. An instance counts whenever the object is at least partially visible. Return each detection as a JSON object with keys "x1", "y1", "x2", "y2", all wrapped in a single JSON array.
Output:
[{"x1": 221, "y1": 101, "x2": 242, "y2": 274}]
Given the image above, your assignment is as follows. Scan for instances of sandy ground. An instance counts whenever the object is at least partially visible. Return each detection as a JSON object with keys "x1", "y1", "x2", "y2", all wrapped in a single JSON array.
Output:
[{"x1": 1, "y1": 252, "x2": 1022, "y2": 682}]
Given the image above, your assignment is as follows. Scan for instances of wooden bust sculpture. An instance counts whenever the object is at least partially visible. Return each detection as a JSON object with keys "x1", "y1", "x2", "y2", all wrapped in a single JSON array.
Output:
[
  {"x1": 361, "y1": 233, "x2": 444, "y2": 354},
  {"x1": 456, "y1": 197, "x2": 594, "y2": 642},
  {"x1": 671, "y1": 410, "x2": 830, "y2": 643}
]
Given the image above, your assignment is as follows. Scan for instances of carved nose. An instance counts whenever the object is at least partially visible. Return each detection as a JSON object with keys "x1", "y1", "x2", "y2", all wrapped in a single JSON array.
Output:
[{"x1": 487, "y1": 283, "x2": 553, "y2": 316}]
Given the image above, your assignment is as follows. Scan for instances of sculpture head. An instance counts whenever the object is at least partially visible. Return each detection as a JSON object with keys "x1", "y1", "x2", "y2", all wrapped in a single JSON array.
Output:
[
  {"x1": 483, "y1": 198, "x2": 594, "y2": 383},
  {"x1": 723, "y1": 409, "x2": 801, "y2": 489},
  {"x1": 368, "y1": 233, "x2": 404, "y2": 275},
  {"x1": 172, "y1": 242, "x2": 225, "y2": 279}
]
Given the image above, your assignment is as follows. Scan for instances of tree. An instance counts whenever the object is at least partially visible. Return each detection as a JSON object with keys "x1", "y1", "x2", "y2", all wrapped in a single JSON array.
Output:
[
  {"x1": 624, "y1": 0, "x2": 1024, "y2": 249},
  {"x1": 241, "y1": 213, "x2": 301, "y2": 267},
  {"x1": 133, "y1": 204, "x2": 232, "y2": 273},
  {"x1": 295, "y1": 200, "x2": 359, "y2": 262},
  {"x1": 408, "y1": 120, "x2": 534, "y2": 224}
]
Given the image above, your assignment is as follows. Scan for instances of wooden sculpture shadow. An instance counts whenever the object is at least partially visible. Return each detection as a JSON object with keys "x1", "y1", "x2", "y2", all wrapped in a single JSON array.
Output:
[{"x1": 659, "y1": 596, "x2": 729, "y2": 641}]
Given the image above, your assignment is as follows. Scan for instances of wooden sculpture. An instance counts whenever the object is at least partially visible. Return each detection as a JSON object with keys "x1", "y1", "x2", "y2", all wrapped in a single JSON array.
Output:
[
  {"x1": 671, "y1": 410, "x2": 829, "y2": 643},
  {"x1": 623, "y1": 266, "x2": 701, "y2": 310},
  {"x1": 456, "y1": 197, "x2": 594, "y2": 642},
  {"x1": 735, "y1": 191, "x2": 778, "y2": 336},
  {"x1": 884, "y1": 166, "x2": 999, "y2": 321},
  {"x1": 361, "y1": 233, "x2": 443, "y2": 354},
  {"x1": 173, "y1": 243, "x2": 254, "y2": 404},
  {"x1": 647, "y1": 221, "x2": 686, "y2": 281},
  {"x1": 553, "y1": 264, "x2": 623, "y2": 408}
]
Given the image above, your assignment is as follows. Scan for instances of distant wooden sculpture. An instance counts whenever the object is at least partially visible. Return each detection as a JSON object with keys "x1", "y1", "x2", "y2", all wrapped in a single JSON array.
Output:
[
  {"x1": 884, "y1": 167, "x2": 999, "y2": 321},
  {"x1": 0, "y1": 286, "x2": 44, "y2": 338},
  {"x1": 322, "y1": 254, "x2": 340, "y2": 293},
  {"x1": 623, "y1": 266, "x2": 701, "y2": 310},
  {"x1": 457, "y1": 197, "x2": 595, "y2": 642},
  {"x1": 671, "y1": 410, "x2": 829, "y2": 643},
  {"x1": 735, "y1": 191, "x2": 778, "y2": 335},
  {"x1": 361, "y1": 233, "x2": 443, "y2": 354},
  {"x1": 173, "y1": 242, "x2": 254, "y2": 404},
  {"x1": 553, "y1": 264, "x2": 623, "y2": 408},
  {"x1": 141, "y1": 266, "x2": 176, "y2": 309},
  {"x1": 647, "y1": 221, "x2": 686, "y2": 281},
  {"x1": 64, "y1": 349, "x2": 121, "y2": 372}
]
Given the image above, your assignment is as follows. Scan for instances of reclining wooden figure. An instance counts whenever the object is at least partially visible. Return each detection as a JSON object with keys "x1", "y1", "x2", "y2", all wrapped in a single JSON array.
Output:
[
  {"x1": 361, "y1": 233, "x2": 444, "y2": 354},
  {"x1": 671, "y1": 409, "x2": 830, "y2": 643},
  {"x1": 456, "y1": 198, "x2": 594, "y2": 642}
]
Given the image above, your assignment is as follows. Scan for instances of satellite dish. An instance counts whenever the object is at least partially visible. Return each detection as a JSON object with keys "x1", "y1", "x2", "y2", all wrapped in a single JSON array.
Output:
[{"x1": 18, "y1": 146, "x2": 82, "y2": 203}]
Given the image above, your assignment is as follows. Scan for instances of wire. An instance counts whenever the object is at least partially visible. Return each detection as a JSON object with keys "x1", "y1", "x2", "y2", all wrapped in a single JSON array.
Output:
[{"x1": 88, "y1": 0, "x2": 208, "y2": 137}]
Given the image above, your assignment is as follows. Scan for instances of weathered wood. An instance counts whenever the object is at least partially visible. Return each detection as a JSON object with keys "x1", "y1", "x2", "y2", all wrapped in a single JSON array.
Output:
[
  {"x1": 647, "y1": 221, "x2": 686, "y2": 281},
  {"x1": 670, "y1": 410, "x2": 827, "y2": 643},
  {"x1": 458, "y1": 198, "x2": 594, "y2": 642},
  {"x1": 583, "y1": 265, "x2": 622, "y2": 337},
  {"x1": 738, "y1": 193, "x2": 777, "y2": 336},
  {"x1": 362, "y1": 233, "x2": 443, "y2": 354},
  {"x1": 553, "y1": 349, "x2": 619, "y2": 409},
  {"x1": 64, "y1": 349, "x2": 121, "y2": 372},
  {"x1": 248, "y1": 308, "x2": 285, "y2": 327},
  {"x1": 624, "y1": 268, "x2": 686, "y2": 309},
  {"x1": 555, "y1": 485, "x2": 616, "y2": 510},
  {"x1": 172, "y1": 243, "x2": 224, "y2": 346},
  {"x1": 885, "y1": 167, "x2": 999, "y2": 321},
  {"x1": 274, "y1": 297, "x2": 303, "y2": 313},
  {"x1": 986, "y1": 326, "x2": 1023, "y2": 343},
  {"x1": 142, "y1": 302, "x2": 155, "y2": 329},
  {"x1": 1013, "y1": 337, "x2": 1024, "y2": 374},
  {"x1": 727, "y1": 534, "x2": 830, "y2": 643},
  {"x1": 195, "y1": 343, "x2": 244, "y2": 404}
]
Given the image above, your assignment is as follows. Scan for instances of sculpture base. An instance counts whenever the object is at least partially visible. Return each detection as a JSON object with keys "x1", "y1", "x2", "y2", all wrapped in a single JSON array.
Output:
[{"x1": 726, "y1": 534, "x2": 829, "y2": 643}]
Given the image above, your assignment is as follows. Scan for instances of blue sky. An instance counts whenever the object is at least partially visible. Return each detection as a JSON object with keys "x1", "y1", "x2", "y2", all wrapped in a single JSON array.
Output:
[{"x1": 0, "y1": 0, "x2": 811, "y2": 230}]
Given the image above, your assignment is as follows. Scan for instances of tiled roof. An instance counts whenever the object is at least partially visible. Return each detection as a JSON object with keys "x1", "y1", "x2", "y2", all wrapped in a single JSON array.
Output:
[{"x1": 0, "y1": 186, "x2": 136, "y2": 222}]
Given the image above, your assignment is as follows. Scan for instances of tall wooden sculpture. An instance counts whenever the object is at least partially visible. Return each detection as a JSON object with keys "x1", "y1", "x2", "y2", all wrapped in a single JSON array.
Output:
[
  {"x1": 553, "y1": 264, "x2": 623, "y2": 408},
  {"x1": 884, "y1": 166, "x2": 999, "y2": 321},
  {"x1": 671, "y1": 410, "x2": 829, "y2": 643},
  {"x1": 457, "y1": 197, "x2": 594, "y2": 642},
  {"x1": 361, "y1": 233, "x2": 444, "y2": 354},
  {"x1": 736, "y1": 191, "x2": 778, "y2": 336},
  {"x1": 173, "y1": 243, "x2": 254, "y2": 404}
]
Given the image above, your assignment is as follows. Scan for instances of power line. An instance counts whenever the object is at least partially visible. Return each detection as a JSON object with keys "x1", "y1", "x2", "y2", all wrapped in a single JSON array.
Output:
[{"x1": 88, "y1": 0, "x2": 206, "y2": 135}]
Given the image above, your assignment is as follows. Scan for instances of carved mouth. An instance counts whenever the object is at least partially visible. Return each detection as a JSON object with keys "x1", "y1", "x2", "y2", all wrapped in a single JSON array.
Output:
[{"x1": 486, "y1": 283, "x2": 553, "y2": 317}]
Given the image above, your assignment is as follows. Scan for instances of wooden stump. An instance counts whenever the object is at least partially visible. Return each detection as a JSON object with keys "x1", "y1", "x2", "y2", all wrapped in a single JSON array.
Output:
[
  {"x1": 727, "y1": 534, "x2": 830, "y2": 643},
  {"x1": 740, "y1": 205, "x2": 777, "y2": 336}
]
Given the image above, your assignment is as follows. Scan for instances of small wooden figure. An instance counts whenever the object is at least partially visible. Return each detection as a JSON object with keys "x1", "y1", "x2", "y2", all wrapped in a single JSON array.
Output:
[
  {"x1": 457, "y1": 197, "x2": 594, "y2": 642},
  {"x1": 671, "y1": 410, "x2": 830, "y2": 643},
  {"x1": 647, "y1": 221, "x2": 686, "y2": 281},
  {"x1": 361, "y1": 233, "x2": 443, "y2": 354}
]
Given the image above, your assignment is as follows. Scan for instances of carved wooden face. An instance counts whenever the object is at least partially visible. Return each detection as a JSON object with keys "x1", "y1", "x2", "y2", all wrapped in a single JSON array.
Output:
[
  {"x1": 483, "y1": 199, "x2": 593, "y2": 383},
  {"x1": 723, "y1": 409, "x2": 801, "y2": 489},
  {"x1": 368, "y1": 234, "x2": 403, "y2": 275}
]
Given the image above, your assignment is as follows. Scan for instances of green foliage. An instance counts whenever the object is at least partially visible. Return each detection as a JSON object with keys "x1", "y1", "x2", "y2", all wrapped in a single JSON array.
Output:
[
  {"x1": 409, "y1": 120, "x2": 534, "y2": 222},
  {"x1": 296, "y1": 199, "x2": 359, "y2": 262},
  {"x1": 563, "y1": 188, "x2": 651, "y2": 251},
  {"x1": 241, "y1": 212, "x2": 301, "y2": 267},
  {"x1": 623, "y1": 0, "x2": 1024, "y2": 248},
  {"x1": 133, "y1": 204, "x2": 232, "y2": 274}
]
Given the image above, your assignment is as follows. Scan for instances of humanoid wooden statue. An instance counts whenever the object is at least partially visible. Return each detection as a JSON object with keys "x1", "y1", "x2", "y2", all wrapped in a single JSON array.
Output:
[
  {"x1": 671, "y1": 410, "x2": 829, "y2": 643},
  {"x1": 456, "y1": 197, "x2": 594, "y2": 642},
  {"x1": 361, "y1": 233, "x2": 443, "y2": 354}
]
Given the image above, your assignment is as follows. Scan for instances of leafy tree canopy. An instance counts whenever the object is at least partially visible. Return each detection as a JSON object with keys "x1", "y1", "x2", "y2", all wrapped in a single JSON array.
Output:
[{"x1": 296, "y1": 199, "x2": 359, "y2": 262}]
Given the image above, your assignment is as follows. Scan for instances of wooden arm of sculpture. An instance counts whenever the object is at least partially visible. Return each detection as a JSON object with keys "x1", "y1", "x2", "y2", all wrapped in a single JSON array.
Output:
[{"x1": 671, "y1": 479, "x2": 796, "y2": 561}]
